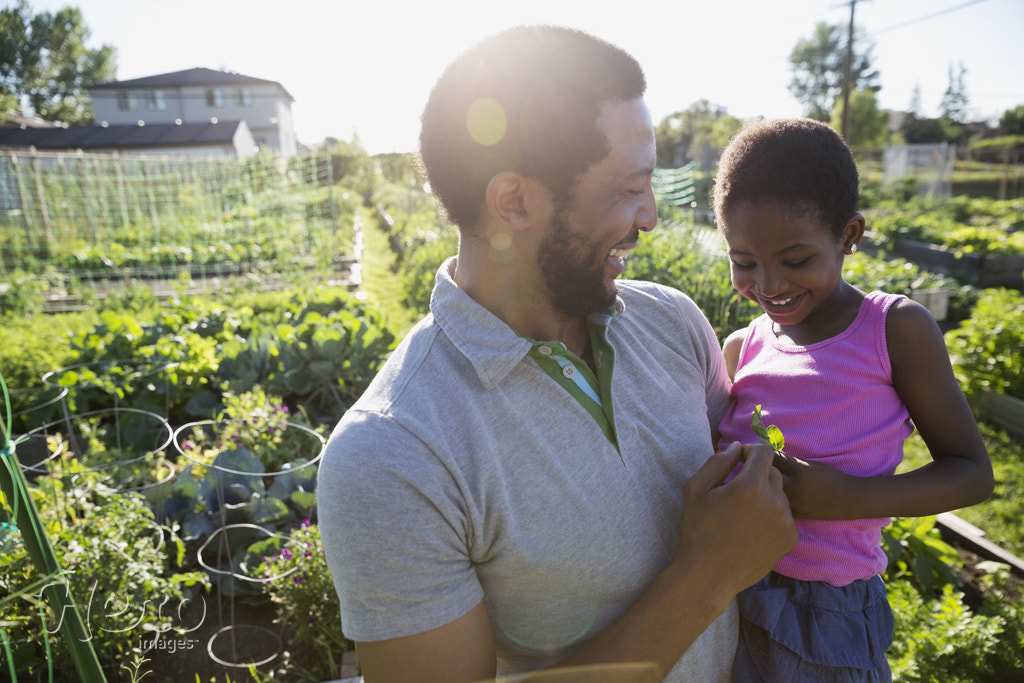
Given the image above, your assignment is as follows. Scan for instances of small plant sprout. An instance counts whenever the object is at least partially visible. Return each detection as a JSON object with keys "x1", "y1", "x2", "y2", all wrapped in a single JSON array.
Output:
[{"x1": 751, "y1": 404, "x2": 785, "y2": 454}]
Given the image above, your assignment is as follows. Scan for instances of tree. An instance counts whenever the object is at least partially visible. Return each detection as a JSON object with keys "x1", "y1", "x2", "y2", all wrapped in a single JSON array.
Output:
[
  {"x1": 655, "y1": 99, "x2": 737, "y2": 168},
  {"x1": 998, "y1": 105, "x2": 1024, "y2": 136},
  {"x1": 705, "y1": 114, "x2": 744, "y2": 151},
  {"x1": 908, "y1": 83, "x2": 923, "y2": 118},
  {"x1": 788, "y1": 21, "x2": 880, "y2": 122},
  {"x1": 939, "y1": 62, "x2": 969, "y2": 124},
  {"x1": 0, "y1": 0, "x2": 116, "y2": 125},
  {"x1": 900, "y1": 115, "x2": 947, "y2": 144},
  {"x1": 830, "y1": 90, "x2": 887, "y2": 148}
]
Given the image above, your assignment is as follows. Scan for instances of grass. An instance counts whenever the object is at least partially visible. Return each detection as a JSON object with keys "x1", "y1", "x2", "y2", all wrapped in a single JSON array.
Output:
[
  {"x1": 899, "y1": 420, "x2": 1024, "y2": 557},
  {"x1": 354, "y1": 206, "x2": 420, "y2": 338}
]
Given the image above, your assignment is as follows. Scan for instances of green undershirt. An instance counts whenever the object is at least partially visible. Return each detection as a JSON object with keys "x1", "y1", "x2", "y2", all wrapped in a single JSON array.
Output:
[{"x1": 524, "y1": 318, "x2": 619, "y2": 453}]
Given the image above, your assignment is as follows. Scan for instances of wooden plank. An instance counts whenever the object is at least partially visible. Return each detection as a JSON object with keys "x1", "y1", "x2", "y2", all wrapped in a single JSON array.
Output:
[
  {"x1": 978, "y1": 391, "x2": 1024, "y2": 441},
  {"x1": 937, "y1": 512, "x2": 1024, "y2": 579}
]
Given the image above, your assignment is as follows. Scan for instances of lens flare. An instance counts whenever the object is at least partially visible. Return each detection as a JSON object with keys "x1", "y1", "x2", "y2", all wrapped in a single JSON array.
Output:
[{"x1": 467, "y1": 98, "x2": 507, "y2": 146}]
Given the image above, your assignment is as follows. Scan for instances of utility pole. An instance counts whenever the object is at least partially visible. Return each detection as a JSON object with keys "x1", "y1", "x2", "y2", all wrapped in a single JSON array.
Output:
[{"x1": 840, "y1": 0, "x2": 859, "y2": 141}]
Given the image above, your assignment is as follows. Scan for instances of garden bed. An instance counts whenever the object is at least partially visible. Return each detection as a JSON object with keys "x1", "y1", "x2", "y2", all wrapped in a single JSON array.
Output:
[
  {"x1": 977, "y1": 391, "x2": 1024, "y2": 441},
  {"x1": 861, "y1": 235, "x2": 1024, "y2": 289}
]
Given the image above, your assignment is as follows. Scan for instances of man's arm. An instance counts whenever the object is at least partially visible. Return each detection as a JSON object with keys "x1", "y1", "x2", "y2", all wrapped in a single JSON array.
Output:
[
  {"x1": 355, "y1": 600, "x2": 496, "y2": 683},
  {"x1": 353, "y1": 442, "x2": 796, "y2": 682}
]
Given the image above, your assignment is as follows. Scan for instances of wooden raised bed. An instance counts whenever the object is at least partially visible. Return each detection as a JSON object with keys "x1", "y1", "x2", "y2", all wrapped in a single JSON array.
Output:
[
  {"x1": 977, "y1": 391, "x2": 1024, "y2": 441},
  {"x1": 860, "y1": 234, "x2": 1024, "y2": 289}
]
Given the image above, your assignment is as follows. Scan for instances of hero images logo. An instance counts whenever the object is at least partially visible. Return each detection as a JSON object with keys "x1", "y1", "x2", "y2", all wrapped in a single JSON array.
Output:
[{"x1": 29, "y1": 573, "x2": 209, "y2": 642}]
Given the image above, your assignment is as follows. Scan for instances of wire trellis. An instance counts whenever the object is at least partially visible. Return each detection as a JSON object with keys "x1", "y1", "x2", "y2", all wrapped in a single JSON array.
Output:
[{"x1": 0, "y1": 147, "x2": 354, "y2": 283}]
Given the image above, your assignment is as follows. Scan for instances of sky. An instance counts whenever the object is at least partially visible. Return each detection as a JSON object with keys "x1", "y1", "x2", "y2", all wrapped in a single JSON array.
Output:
[{"x1": 19, "y1": 0, "x2": 1024, "y2": 155}]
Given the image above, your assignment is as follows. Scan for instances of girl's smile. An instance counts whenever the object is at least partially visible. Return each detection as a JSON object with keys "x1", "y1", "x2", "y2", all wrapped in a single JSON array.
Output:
[{"x1": 721, "y1": 200, "x2": 863, "y2": 341}]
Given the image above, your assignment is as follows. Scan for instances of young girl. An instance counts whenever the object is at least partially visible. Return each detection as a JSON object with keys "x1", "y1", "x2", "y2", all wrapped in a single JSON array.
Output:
[{"x1": 713, "y1": 118, "x2": 993, "y2": 682}]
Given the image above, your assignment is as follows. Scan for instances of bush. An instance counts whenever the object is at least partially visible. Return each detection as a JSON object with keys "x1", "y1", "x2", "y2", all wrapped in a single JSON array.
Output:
[
  {"x1": 942, "y1": 226, "x2": 1024, "y2": 255},
  {"x1": 866, "y1": 197, "x2": 1024, "y2": 251},
  {"x1": 842, "y1": 254, "x2": 979, "y2": 321},
  {"x1": 888, "y1": 572, "x2": 1024, "y2": 681},
  {"x1": 625, "y1": 222, "x2": 761, "y2": 341},
  {"x1": 946, "y1": 288, "x2": 1024, "y2": 400}
]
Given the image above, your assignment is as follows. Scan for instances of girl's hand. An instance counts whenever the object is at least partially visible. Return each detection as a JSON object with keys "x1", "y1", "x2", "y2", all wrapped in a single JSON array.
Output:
[{"x1": 770, "y1": 452, "x2": 854, "y2": 519}]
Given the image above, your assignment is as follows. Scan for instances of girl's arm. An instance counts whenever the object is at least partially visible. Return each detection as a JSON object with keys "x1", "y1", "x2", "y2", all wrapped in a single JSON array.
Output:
[
  {"x1": 722, "y1": 325, "x2": 749, "y2": 382},
  {"x1": 775, "y1": 298, "x2": 993, "y2": 520}
]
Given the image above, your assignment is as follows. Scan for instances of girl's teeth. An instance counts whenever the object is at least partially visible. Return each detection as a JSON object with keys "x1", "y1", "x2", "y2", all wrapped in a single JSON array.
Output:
[{"x1": 769, "y1": 298, "x2": 791, "y2": 305}]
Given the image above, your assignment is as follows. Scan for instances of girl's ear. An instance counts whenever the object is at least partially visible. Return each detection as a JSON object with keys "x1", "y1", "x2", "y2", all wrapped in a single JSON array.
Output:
[{"x1": 842, "y1": 212, "x2": 866, "y2": 254}]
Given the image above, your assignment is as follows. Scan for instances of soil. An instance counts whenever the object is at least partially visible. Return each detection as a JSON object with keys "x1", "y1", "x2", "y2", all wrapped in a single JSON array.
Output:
[
  {"x1": 948, "y1": 540, "x2": 1024, "y2": 608},
  {"x1": 141, "y1": 597, "x2": 289, "y2": 683}
]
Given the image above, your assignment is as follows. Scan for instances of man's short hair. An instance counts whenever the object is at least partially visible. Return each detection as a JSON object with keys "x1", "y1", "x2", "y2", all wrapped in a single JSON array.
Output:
[
  {"x1": 418, "y1": 24, "x2": 646, "y2": 235},
  {"x1": 713, "y1": 118, "x2": 860, "y2": 238}
]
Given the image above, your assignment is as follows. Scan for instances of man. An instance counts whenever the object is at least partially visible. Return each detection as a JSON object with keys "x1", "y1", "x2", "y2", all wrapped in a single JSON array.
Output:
[{"x1": 318, "y1": 25, "x2": 796, "y2": 682}]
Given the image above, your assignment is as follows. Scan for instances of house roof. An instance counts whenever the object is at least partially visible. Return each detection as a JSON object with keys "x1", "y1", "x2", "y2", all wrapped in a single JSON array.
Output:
[
  {"x1": 0, "y1": 120, "x2": 248, "y2": 150},
  {"x1": 89, "y1": 67, "x2": 293, "y2": 100}
]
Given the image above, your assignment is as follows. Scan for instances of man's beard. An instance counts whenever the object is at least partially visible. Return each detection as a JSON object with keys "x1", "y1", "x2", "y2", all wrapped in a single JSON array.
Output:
[{"x1": 537, "y1": 199, "x2": 622, "y2": 318}]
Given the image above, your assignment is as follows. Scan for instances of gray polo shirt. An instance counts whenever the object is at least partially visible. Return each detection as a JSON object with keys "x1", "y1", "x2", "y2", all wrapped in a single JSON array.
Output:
[{"x1": 318, "y1": 257, "x2": 736, "y2": 680}]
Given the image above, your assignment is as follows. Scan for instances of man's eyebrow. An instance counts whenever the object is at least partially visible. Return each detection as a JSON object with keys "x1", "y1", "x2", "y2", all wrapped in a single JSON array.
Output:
[{"x1": 626, "y1": 167, "x2": 655, "y2": 181}]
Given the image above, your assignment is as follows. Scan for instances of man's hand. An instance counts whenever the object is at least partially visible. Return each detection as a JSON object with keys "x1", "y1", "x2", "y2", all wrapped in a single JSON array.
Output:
[{"x1": 675, "y1": 441, "x2": 797, "y2": 597}]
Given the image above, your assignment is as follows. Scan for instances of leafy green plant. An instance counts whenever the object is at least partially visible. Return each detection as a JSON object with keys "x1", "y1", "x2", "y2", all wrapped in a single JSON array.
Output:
[
  {"x1": 2, "y1": 465, "x2": 209, "y2": 681},
  {"x1": 625, "y1": 222, "x2": 761, "y2": 341},
  {"x1": 945, "y1": 288, "x2": 1024, "y2": 400},
  {"x1": 215, "y1": 300, "x2": 395, "y2": 425},
  {"x1": 888, "y1": 569, "x2": 1024, "y2": 681},
  {"x1": 249, "y1": 521, "x2": 353, "y2": 682},
  {"x1": 882, "y1": 515, "x2": 963, "y2": 593},
  {"x1": 942, "y1": 226, "x2": 1024, "y2": 255},
  {"x1": 0, "y1": 271, "x2": 46, "y2": 317},
  {"x1": 842, "y1": 254, "x2": 979, "y2": 322}
]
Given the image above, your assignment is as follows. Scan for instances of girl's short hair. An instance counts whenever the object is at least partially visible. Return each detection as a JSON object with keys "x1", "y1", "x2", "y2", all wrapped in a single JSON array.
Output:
[{"x1": 713, "y1": 118, "x2": 860, "y2": 238}]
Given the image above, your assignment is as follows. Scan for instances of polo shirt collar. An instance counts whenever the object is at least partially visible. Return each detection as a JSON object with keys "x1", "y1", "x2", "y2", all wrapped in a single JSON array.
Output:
[{"x1": 431, "y1": 257, "x2": 623, "y2": 390}]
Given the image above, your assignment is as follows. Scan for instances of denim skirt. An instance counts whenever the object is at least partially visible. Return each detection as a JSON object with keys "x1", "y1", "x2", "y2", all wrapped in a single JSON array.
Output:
[{"x1": 732, "y1": 572, "x2": 894, "y2": 682}]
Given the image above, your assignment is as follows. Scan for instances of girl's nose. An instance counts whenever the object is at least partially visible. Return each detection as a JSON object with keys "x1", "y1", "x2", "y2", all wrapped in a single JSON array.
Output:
[{"x1": 756, "y1": 269, "x2": 786, "y2": 297}]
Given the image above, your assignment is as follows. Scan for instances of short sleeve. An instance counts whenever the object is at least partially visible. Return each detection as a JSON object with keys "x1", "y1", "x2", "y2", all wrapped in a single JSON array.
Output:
[
  {"x1": 669, "y1": 288, "x2": 732, "y2": 431},
  {"x1": 316, "y1": 409, "x2": 484, "y2": 641}
]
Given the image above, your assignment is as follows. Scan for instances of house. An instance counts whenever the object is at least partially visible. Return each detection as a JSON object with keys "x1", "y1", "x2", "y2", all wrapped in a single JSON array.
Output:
[
  {"x1": 0, "y1": 67, "x2": 296, "y2": 158},
  {"x1": 88, "y1": 67, "x2": 297, "y2": 157},
  {"x1": 0, "y1": 119, "x2": 257, "y2": 158}
]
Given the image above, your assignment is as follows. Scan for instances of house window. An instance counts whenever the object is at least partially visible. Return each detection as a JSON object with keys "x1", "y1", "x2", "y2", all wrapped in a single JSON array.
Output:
[
  {"x1": 206, "y1": 88, "x2": 225, "y2": 107},
  {"x1": 117, "y1": 92, "x2": 137, "y2": 111},
  {"x1": 236, "y1": 87, "x2": 253, "y2": 106},
  {"x1": 146, "y1": 90, "x2": 166, "y2": 110}
]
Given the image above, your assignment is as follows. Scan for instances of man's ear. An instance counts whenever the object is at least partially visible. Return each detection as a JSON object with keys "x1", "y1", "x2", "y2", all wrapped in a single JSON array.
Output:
[{"x1": 485, "y1": 172, "x2": 532, "y2": 229}]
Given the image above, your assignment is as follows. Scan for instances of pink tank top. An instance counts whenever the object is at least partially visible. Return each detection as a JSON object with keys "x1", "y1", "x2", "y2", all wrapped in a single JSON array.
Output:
[{"x1": 718, "y1": 291, "x2": 912, "y2": 586}]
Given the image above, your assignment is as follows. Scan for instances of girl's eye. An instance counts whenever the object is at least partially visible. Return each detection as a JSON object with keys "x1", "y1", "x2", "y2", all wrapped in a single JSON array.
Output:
[
  {"x1": 784, "y1": 257, "x2": 812, "y2": 268},
  {"x1": 731, "y1": 261, "x2": 755, "y2": 271}
]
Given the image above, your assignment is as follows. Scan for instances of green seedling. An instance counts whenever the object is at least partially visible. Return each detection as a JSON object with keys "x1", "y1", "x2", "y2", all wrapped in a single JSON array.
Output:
[{"x1": 751, "y1": 404, "x2": 785, "y2": 454}]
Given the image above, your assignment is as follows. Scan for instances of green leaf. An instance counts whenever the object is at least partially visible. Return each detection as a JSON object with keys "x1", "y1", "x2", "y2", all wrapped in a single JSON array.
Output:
[{"x1": 751, "y1": 404, "x2": 786, "y2": 453}]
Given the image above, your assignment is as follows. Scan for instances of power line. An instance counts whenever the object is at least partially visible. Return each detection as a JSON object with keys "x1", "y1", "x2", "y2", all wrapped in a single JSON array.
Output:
[{"x1": 874, "y1": 0, "x2": 989, "y2": 35}]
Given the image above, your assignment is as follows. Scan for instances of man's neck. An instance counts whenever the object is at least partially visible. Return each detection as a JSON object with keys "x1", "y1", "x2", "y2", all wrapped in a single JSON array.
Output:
[{"x1": 453, "y1": 244, "x2": 585, "y2": 348}]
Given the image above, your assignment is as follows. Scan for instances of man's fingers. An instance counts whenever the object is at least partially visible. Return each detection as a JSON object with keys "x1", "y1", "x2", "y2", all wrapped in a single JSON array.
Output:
[
  {"x1": 731, "y1": 443, "x2": 775, "y2": 481},
  {"x1": 688, "y1": 442, "x2": 743, "y2": 492}
]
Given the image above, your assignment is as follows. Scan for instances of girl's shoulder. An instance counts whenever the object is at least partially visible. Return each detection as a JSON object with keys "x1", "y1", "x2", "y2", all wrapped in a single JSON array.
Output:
[{"x1": 882, "y1": 293, "x2": 945, "y2": 359}]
